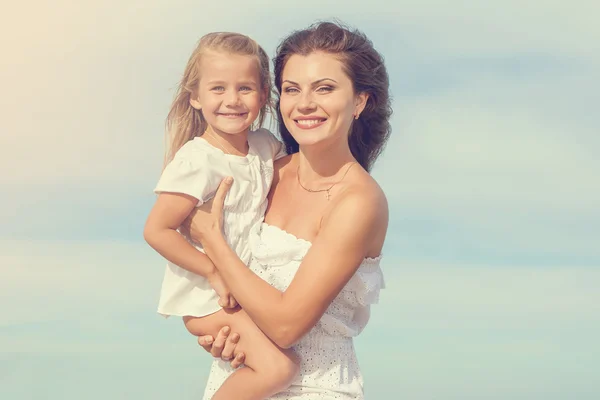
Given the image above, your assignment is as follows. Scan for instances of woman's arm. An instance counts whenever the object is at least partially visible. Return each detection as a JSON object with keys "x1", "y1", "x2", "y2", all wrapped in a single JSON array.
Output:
[{"x1": 190, "y1": 179, "x2": 388, "y2": 348}]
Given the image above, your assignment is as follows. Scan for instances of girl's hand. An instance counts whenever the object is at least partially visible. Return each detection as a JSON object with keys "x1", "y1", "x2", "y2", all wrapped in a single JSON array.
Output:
[
  {"x1": 208, "y1": 271, "x2": 238, "y2": 309},
  {"x1": 181, "y1": 177, "x2": 234, "y2": 247},
  {"x1": 198, "y1": 326, "x2": 245, "y2": 368}
]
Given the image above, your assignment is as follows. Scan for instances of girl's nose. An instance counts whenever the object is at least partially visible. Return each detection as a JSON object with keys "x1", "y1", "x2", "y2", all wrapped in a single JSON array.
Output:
[{"x1": 224, "y1": 90, "x2": 241, "y2": 106}]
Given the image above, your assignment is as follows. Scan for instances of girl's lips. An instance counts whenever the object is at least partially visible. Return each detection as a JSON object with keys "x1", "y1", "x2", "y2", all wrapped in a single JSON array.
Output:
[
  {"x1": 294, "y1": 118, "x2": 327, "y2": 130},
  {"x1": 217, "y1": 113, "x2": 248, "y2": 119}
]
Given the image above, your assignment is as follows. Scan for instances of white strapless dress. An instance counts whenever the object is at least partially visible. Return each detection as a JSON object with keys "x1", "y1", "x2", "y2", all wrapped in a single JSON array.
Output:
[{"x1": 202, "y1": 223, "x2": 385, "y2": 399}]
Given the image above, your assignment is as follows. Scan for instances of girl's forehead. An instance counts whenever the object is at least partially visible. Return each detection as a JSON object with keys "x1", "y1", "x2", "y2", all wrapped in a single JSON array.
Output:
[
  {"x1": 199, "y1": 51, "x2": 261, "y2": 80},
  {"x1": 201, "y1": 51, "x2": 257, "y2": 68}
]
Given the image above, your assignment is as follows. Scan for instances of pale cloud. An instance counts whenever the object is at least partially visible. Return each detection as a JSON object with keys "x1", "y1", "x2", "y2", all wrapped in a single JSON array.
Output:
[
  {"x1": 2, "y1": 241, "x2": 598, "y2": 329},
  {"x1": 264, "y1": 0, "x2": 600, "y2": 57},
  {"x1": 1, "y1": 0, "x2": 598, "y2": 186},
  {"x1": 1, "y1": 244, "x2": 599, "y2": 398},
  {"x1": 0, "y1": 239, "x2": 162, "y2": 325},
  {"x1": 377, "y1": 104, "x2": 600, "y2": 214},
  {"x1": 373, "y1": 64, "x2": 600, "y2": 216},
  {"x1": 381, "y1": 259, "x2": 600, "y2": 324},
  {"x1": 0, "y1": 0, "x2": 597, "y2": 265},
  {"x1": 1, "y1": 2, "x2": 598, "y2": 399}
]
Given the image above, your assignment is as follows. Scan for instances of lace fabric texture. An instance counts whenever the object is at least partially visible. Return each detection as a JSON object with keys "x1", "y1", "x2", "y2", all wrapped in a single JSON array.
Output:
[{"x1": 203, "y1": 223, "x2": 384, "y2": 399}]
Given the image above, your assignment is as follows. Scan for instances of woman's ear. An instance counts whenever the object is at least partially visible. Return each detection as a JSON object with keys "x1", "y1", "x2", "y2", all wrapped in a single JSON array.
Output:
[{"x1": 354, "y1": 92, "x2": 369, "y2": 119}]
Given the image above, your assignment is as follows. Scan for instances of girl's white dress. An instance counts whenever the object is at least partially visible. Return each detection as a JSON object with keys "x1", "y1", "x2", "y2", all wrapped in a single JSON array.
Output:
[
  {"x1": 202, "y1": 223, "x2": 385, "y2": 399},
  {"x1": 154, "y1": 129, "x2": 285, "y2": 318}
]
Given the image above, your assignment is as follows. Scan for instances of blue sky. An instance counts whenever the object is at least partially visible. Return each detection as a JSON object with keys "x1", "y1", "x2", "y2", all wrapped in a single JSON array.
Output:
[{"x1": 1, "y1": 0, "x2": 599, "y2": 398}]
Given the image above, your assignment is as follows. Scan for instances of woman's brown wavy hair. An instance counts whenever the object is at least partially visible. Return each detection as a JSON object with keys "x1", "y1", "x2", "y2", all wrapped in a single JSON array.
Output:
[{"x1": 273, "y1": 21, "x2": 392, "y2": 171}]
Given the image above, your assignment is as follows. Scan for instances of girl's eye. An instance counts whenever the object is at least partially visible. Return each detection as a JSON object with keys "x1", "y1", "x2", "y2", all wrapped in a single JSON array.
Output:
[
  {"x1": 240, "y1": 86, "x2": 253, "y2": 92},
  {"x1": 211, "y1": 86, "x2": 225, "y2": 92}
]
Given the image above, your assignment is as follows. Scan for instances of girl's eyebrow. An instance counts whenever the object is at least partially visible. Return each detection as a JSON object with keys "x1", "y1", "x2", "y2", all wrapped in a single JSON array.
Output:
[
  {"x1": 282, "y1": 78, "x2": 338, "y2": 86},
  {"x1": 206, "y1": 80, "x2": 257, "y2": 85}
]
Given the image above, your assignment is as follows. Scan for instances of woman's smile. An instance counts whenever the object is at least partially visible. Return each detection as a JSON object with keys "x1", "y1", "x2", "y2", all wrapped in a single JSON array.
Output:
[{"x1": 293, "y1": 117, "x2": 327, "y2": 129}]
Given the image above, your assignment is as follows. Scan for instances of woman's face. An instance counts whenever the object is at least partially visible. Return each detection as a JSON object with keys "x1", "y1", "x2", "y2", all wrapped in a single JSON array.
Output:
[{"x1": 279, "y1": 51, "x2": 367, "y2": 148}]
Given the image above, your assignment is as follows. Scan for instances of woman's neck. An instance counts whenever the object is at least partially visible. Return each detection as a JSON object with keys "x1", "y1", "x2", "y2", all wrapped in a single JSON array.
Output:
[{"x1": 297, "y1": 139, "x2": 356, "y2": 181}]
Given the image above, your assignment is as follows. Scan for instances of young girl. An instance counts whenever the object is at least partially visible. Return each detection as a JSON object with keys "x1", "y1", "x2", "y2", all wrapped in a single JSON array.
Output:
[{"x1": 143, "y1": 32, "x2": 298, "y2": 400}]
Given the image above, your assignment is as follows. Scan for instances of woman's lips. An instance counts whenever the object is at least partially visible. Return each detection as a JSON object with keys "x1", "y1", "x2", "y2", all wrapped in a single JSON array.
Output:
[{"x1": 294, "y1": 118, "x2": 327, "y2": 129}]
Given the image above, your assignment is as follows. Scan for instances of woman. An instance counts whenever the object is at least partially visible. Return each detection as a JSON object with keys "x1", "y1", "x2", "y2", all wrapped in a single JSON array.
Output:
[{"x1": 187, "y1": 21, "x2": 392, "y2": 399}]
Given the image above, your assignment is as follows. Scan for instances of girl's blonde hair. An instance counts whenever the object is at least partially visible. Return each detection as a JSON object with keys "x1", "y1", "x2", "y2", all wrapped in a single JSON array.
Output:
[{"x1": 164, "y1": 32, "x2": 272, "y2": 164}]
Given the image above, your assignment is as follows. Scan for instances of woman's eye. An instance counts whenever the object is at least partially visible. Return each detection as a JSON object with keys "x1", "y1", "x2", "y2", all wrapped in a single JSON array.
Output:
[
  {"x1": 283, "y1": 87, "x2": 299, "y2": 93},
  {"x1": 316, "y1": 86, "x2": 333, "y2": 93}
]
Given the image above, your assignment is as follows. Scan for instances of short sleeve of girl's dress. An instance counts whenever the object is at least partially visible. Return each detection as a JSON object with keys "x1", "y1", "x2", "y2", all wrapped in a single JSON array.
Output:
[
  {"x1": 272, "y1": 135, "x2": 287, "y2": 160},
  {"x1": 254, "y1": 128, "x2": 287, "y2": 160},
  {"x1": 154, "y1": 144, "x2": 216, "y2": 206}
]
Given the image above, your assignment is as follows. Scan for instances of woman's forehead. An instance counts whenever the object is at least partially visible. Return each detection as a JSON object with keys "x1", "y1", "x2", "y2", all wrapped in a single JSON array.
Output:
[{"x1": 282, "y1": 52, "x2": 348, "y2": 82}]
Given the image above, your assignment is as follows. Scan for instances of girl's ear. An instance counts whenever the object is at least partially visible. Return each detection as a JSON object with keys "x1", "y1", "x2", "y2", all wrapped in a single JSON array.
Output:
[
  {"x1": 260, "y1": 86, "x2": 269, "y2": 107},
  {"x1": 190, "y1": 93, "x2": 202, "y2": 110}
]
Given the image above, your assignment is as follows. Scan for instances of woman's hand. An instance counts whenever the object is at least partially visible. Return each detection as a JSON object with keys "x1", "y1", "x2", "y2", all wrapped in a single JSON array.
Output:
[
  {"x1": 181, "y1": 177, "x2": 234, "y2": 248},
  {"x1": 198, "y1": 326, "x2": 245, "y2": 368}
]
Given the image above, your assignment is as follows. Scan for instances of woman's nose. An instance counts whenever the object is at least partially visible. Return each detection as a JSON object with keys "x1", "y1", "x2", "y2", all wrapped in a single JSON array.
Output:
[{"x1": 296, "y1": 91, "x2": 316, "y2": 111}]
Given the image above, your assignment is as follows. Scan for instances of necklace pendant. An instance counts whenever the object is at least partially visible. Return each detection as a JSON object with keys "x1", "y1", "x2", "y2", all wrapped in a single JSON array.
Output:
[{"x1": 325, "y1": 191, "x2": 330, "y2": 200}]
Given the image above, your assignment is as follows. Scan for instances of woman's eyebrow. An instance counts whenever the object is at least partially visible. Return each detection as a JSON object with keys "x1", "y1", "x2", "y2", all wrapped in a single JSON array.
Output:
[
  {"x1": 312, "y1": 78, "x2": 337, "y2": 85},
  {"x1": 282, "y1": 78, "x2": 338, "y2": 85}
]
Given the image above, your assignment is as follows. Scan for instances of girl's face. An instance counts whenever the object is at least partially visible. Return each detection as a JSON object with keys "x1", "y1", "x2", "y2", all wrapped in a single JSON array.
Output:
[
  {"x1": 279, "y1": 51, "x2": 367, "y2": 148},
  {"x1": 190, "y1": 51, "x2": 265, "y2": 137}
]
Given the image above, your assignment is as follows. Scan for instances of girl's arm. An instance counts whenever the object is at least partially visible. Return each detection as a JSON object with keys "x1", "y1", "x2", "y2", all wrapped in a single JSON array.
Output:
[
  {"x1": 189, "y1": 179, "x2": 388, "y2": 348},
  {"x1": 144, "y1": 192, "x2": 219, "y2": 281}
]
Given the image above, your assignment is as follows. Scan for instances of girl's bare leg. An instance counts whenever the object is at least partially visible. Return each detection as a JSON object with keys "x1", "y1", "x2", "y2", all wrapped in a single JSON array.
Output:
[{"x1": 184, "y1": 307, "x2": 299, "y2": 400}]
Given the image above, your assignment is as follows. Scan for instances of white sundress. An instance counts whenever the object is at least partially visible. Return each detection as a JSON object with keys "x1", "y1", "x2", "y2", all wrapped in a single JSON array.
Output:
[{"x1": 202, "y1": 223, "x2": 385, "y2": 399}]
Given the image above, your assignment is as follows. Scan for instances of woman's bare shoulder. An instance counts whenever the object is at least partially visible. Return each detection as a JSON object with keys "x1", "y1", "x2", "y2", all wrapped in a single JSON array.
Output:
[
  {"x1": 343, "y1": 168, "x2": 387, "y2": 213},
  {"x1": 273, "y1": 154, "x2": 295, "y2": 180},
  {"x1": 324, "y1": 168, "x2": 388, "y2": 239},
  {"x1": 274, "y1": 154, "x2": 294, "y2": 169}
]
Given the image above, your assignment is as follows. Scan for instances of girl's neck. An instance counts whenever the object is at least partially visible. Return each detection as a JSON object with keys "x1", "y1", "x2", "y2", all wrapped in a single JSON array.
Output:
[{"x1": 204, "y1": 126, "x2": 249, "y2": 156}]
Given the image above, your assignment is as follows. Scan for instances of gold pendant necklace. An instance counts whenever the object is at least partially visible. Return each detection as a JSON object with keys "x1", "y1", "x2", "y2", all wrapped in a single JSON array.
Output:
[{"x1": 296, "y1": 162, "x2": 356, "y2": 201}]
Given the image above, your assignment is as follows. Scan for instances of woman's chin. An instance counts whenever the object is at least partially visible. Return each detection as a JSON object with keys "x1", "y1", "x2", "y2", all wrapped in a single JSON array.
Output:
[
  {"x1": 292, "y1": 138, "x2": 323, "y2": 148},
  {"x1": 289, "y1": 131, "x2": 328, "y2": 145}
]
